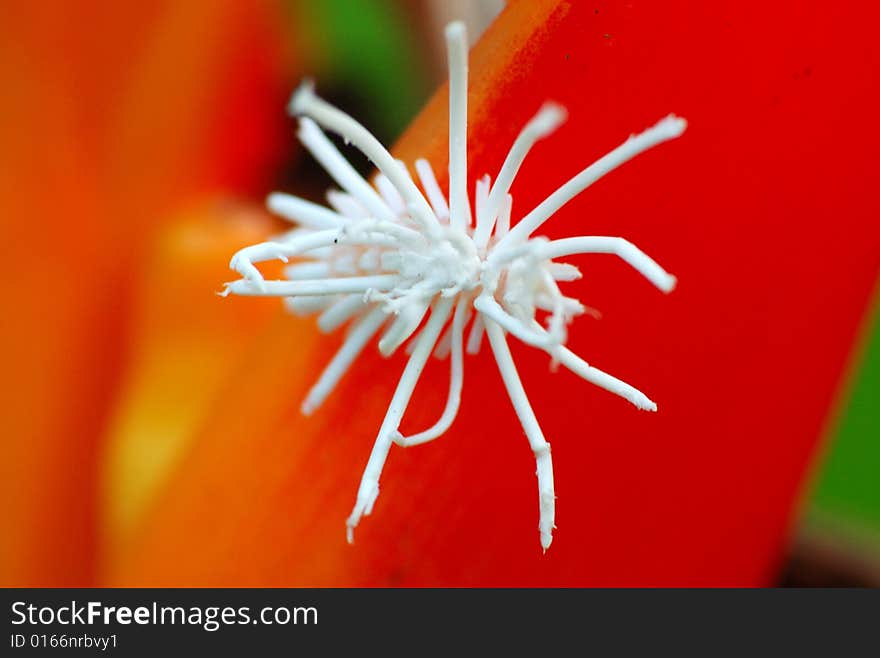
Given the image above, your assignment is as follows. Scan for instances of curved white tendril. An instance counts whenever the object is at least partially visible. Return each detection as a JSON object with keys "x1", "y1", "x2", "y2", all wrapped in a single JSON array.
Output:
[
  {"x1": 393, "y1": 296, "x2": 469, "y2": 447},
  {"x1": 346, "y1": 297, "x2": 455, "y2": 542}
]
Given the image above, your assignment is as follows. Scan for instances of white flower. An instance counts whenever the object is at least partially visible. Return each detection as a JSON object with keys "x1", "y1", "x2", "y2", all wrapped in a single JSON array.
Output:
[{"x1": 223, "y1": 21, "x2": 685, "y2": 551}]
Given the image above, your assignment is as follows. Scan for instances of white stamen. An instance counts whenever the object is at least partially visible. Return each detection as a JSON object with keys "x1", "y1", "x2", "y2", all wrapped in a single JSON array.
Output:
[
  {"x1": 230, "y1": 231, "x2": 339, "y2": 279},
  {"x1": 446, "y1": 21, "x2": 471, "y2": 232},
  {"x1": 289, "y1": 81, "x2": 441, "y2": 236},
  {"x1": 529, "y1": 321, "x2": 656, "y2": 411},
  {"x1": 558, "y1": 345, "x2": 657, "y2": 412},
  {"x1": 433, "y1": 303, "x2": 472, "y2": 360},
  {"x1": 539, "y1": 236, "x2": 677, "y2": 293},
  {"x1": 546, "y1": 262, "x2": 582, "y2": 282},
  {"x1": 224, "y1": 21, "x2": 685, "y2": 551},
  {"x1": 432, "y1": 324, "x2": 453, "y2": 360},
  {"x1": 485, "y1": 319, "x2": 555, "y2": 551},
  {"x1": 374, "y1": 173, "x2": 406, "y2": 216},
  {"x1": 394, "y1": 297, "x2": 468, "y2": 447},
  {"x1": 465, "y1": 313, "x2": 485, "y2": 354},
  {"x1": 285, "y1": 261, "x2": 331, "y2": 280},
  {"x1": 473, "y1": 295, "x2": 557, "y2": 349},
  {"x1": 378, "y1": 301, "x2": 430, "y2": 356},
  {"x1": 298, "y1": 118, "x2": 395, "y2": 223},
  {"x1": 482, "y1": 102, "x2": 567, "y2": 234},
  {"x1": 302, "y1": 307, "x2": 387, "y2": 416},
  {"x1": 317, "y1": 294, "x2": 367, "y2": 333},
  {"x1": 495, "y1": 115, "x2": 687, "y2": 251},
  {"x1": 224, "y1": 274, "x2": 399, "y2": 297},
  {"x1": 326, "y1": 190, "x2": 368, "y2": 220},
  {"x1": 495, "y1": 193, "x2": 512, "y2": 239},
  {"x1": 415, "y1": 158, "x2": 450, "y2": 221},
  {"x1": 268, "y1": 192, "x2": 350, "y2": 229},
  {"x1": 358, "y1": 249, "x2": 382, "y2": 272},
  {"x1": 347, "y1": 298, "x2": 455, "y2": 543},
  {"x1": 284, "y1": 295, "x2": 336, "y2": 316},
  {"x1": 472, "y1": 174, "x2": 493, "y2": 249}
]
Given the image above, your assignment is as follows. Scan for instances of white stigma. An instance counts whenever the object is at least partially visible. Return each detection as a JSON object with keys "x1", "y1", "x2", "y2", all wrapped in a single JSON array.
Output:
[{"x1": 222, "y1": 21, "x2": 686, "y2": 551}]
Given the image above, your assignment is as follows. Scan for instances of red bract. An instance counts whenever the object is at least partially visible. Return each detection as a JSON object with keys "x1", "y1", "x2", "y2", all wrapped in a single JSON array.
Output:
[{"x1": 111, "y1": 0, "x2": 880, "y2": 585}]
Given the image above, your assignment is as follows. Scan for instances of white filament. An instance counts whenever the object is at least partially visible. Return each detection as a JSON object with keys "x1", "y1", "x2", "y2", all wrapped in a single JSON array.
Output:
[
  {"x1": 485, "y1": 319, "x2": 555, "y2": 552},
  {"x1": 374, "y1": 173, "x2": 406, "y2": 216},
  {"x1": 224, "y1": 274, "x2": 400, "y2": 297},
  {"x1": 494, "y1": 115, "x2": 687, "y2": 252},
  {"x1": 446, "y1": 21, "x2": 471, "y2": 232},
  {"x1": 394, "y1": 296, "x2": 469, "y2": 447},
  {"x1": 268, "y1": 192, "x2": 349, "y2": 230},
  {"x1": 539, "y1": 236, "x2": 677, "y2": 293},
  {"x1": 317, "y1": 295, "x2": 367, "y2": 333},
  {"x1": 479, "y1": 102, "x2": 567, "y2": 245},
  {"x1": 298, "y1": 118, "x2": 395, "y2": 223},
  {"x1": 346, "y1": 298, "x2": 455, "y2": 542},
  {"x1": 415, "y1": 158, "x2": 450, "y2": 221},
  {"x1": 302, "y1": 307, "x2": 388, "y2": 416},
  {"x1": 289, "y1": 81, "x2": 441, "y2": 236}
]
